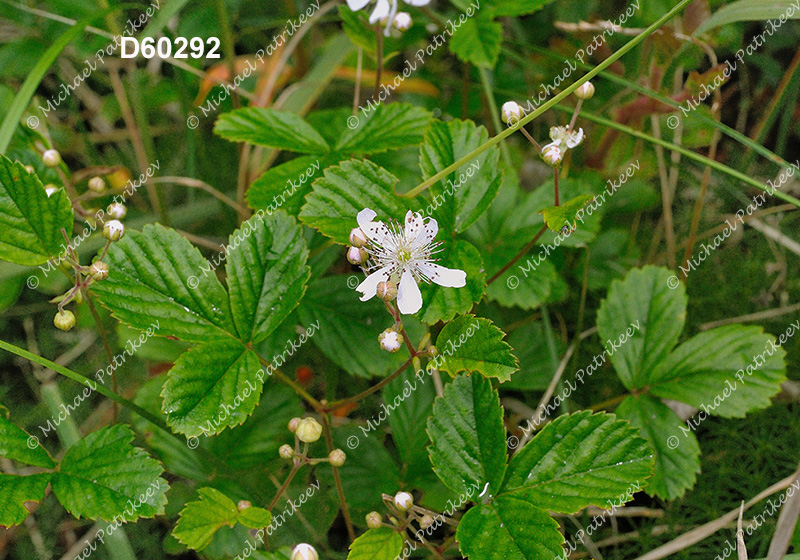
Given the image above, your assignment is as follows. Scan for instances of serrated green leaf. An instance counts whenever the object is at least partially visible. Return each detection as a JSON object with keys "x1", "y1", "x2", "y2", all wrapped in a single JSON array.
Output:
[
  {"x1": 419, "y1": 119, "x2": 503, "y2": 234},
  {"x1": 299, "y1": 159, "x2": 412, "y2": 244},
  {"x1": 0, "y1": 415, "x2": 55, "y2": 468},
  {"x1": 427, "y1": 374, "x2": 507, "y2": 496},
  {"x1": 485, "y1": 256, "x2": 567, "y2": 311},
  {"x1": 214, "y1": 107, "x2": 330, "y2": 154},
  {"x1": 226, "y1": 211, "x2": 309, "y2": 344},
  {"x1": 337, "y1": 103, "x2": 432, "y2": 155},
  {"x1": 649, "y1": 325, "x2": 788, "y2": 418},
  {"x1": 501, "y1": 411, "x2": 653, "y2": 513},
  {"x1": 418, "y1": 239, "x2": 486, "y2": 324},
  {"x1": 448, "y1": 12, "x2": 503, "y2": 68},
  {"x1": 0, "y1": 473, "x2": 51, "y2": 527},
  {"x1": 0, "y1": 154, "x2": 73, "y2": 266},
  {"x1": 51, "y1": 425, "x2": 167, "y2": 521},
  {"x1": 173, "y1": 487, "x2": 240, "y2": 551},
  {"x1": 435, "y1": 316, "x2": 518, "y2": 382},
  {"x1": 531, "y1": 173, "x2": 607, "y2": 248},
  {"x1": 538, "y1": 195, "x2": 594, "y2": 233},
  {"x1": 238, "y1": 505, "x2": 272, "y2": 529},
  {"x1": 596, "y1": 266, "x2": 686, "y2": 390},
  {"x1": 386, "y1": 368, "x2": 436, "y2": 481},
  {"x1": 616, "y1": 395, "x2": 701, "y2": 500},
  {"x1": 348, "y1": 527, "x2": 405, "y2": 560},
  {"x1": 162, "y1": 339, "x2": 262, "y2": 437},
  {"x1": 246, "y1": 155, "x2": 337, "y2": 214},
  {"x1": 92, "y1": 224, "x2": 236, "y2": 342},
  {"x1": 457, "y1": 495, "x2": 565, "y2": 560}
]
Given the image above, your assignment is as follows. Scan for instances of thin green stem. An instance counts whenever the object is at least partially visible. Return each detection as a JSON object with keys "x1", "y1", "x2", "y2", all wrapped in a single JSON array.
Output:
[{"x1": 320, "y1": 414, "x2": 356, "y2": 541}]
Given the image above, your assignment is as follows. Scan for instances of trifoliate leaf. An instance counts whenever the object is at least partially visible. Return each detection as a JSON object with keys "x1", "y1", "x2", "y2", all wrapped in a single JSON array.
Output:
[
  {"x1": 172, "y1": 487, "x2": 240, "y2": 551},
  {"x1": 616, "y1": 395, "x2": 701, "y2": 501},
  {"x1": 347, "y1": 527, "x2": 405, "y2": 560},
  {"x1": 538, "y1": 194, "x2": 594, "y2": 233},
  {"x1": 0, "y1": 154, "x2": 73, "y2": 266},
  {"x1": 299, "y1": 159, "x2": 412, "y2": 244},
  {"x1": 51, "y1": 425, "x2": 168, "y2": 521},
  {"x1": 448, "y1": 12, "x2": 503, "y2": 68},
  {"x1": 648, "y1": 325, "x2": 787, "y2": 418},
  {"x1": 0, "y1": 415, "x2": 56, "y2": 468},
  {"x1": 418, "y1": 239, "x2": 486, "y2": 324},
  {"x1": 427, "y1": 374, "x2": 507, "y2": 496},
  {"x1": 419, "y1": 119, "x2": 503, "y2": 234},
  {"x1": 501, "y1": 411, "x2": 654, "y2": 513},
  {"x1": 246, "y1": 154, "x2": 339, "y2": 215},
  {"x1": 214, "y1": 107, "x2": 330, "y2": 154},
  {"x1": 162, "y1": 339, "x2": 262, "y2": 437},
  {"x1": 435, "y1": 315, "x2": 518, "y2": 382},
  {"x1": 336, "y1": 103, "x2": 432, "y2": 155},
  {"x1": 596, "y1": 266, "x2": 686, "y2": 390},
  {"x1": 0, "y1": 473, "x2": 51, "y2": 527},
  {"x1": 92, "y1": 224, "x2": 236, "y2": 342},
  {"x1": 457, "y1": 495, "x2": 565, "y2": 560},
  {"x1": 226, "y1": 211, "x2": 310, "y2": 344}
]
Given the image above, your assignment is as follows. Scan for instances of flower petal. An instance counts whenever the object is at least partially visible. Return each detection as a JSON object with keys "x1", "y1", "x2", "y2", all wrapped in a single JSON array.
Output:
[
  {"x1": 369, "y1": 0, "x2": 392, "y2": 23},
  {"x1": 418, "y1": 262, "x2": 467, "y2": 288},
  {"x1": 403, "y1": 0, "x2": 431, "y2": 5},
  {"x1": 566, "y1": 128, "x2": 584, "y2": 148},
  {"x1": 356, "y1": 266, "x2": 391, "y2": 301},
  {"x1": 357, "y1": 208, "x2": 391, "y2": 246},
  {"x1": 397, "y1": 269, "x2": 423, "y2": 314},
  {"x1": 404, "y1": 210, "x2": 422, "y2": 239},
  {"x1": 347, "y1": 0, "x2": 372, "y2": 9}
]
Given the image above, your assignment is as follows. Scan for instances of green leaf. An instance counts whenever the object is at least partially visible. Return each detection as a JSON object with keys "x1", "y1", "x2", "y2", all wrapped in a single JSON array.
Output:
[
  {"x1": 347, "y1": 527, "x2": 405, "y2": 560},
  {"x1": 238, "y1": 505, "x2": 273, "y2": 529},
  {"x1": 596, "y1": 266, "x2": 686, "y2": 390},
  {"x1": 173, "y1": 487, "x2": 240, "y2": 551},
  {"x1": 501, "y1": 411, "x2": 653, "y2": 513},
  {"x1": 485, "y1": 257, "x2": 567, "y2": 311},
  {"x1": 696, "y1": 0, "x2": 800, "y2": 34},
  {"x1": 0, "y1": 415, "x2": 56, "y2": 468},
  {"x1": 538, "y1": 195, "x2": 594, "y2": 233},
  {"x1": 299, "y1": 159, "x2": 412, "y2": 244},
  {"x1": 214, "y1": 107, "x2": 330, "y2": 154},
  {"x1": 226, "y1": 211, "x2": 310, "y2": 344},
  {"x1": 457, "y1": 495, "x2": 565, "y2": 560},
  {"x1": 0, "y1": 473, "x2": 51, "y2": 527},
  {"x1": 0, "y1": 155, "x2": 73, "y2": 266},
  {"x1": 419, "y1": 119, "x2": 503, "y2": 234},
  {"x1": 246, "y1": 154, "x2": 337, "y2": 214},
  {"x1": 51, "y1": 425, "x2": 168, "y2": 521},
  {"x1": 336, "y1": 103, "x2": 432, "y2": 155},
  {"x1": 448, "y1": 12, "x2": 503, "y2": 68},
  {"x1": 92, "y1": 224, "x2": 236, "y2": 342},
  {"x1": 484, "y1": 0, "x2": 559, "y2": 16},
  {"x1": 161, "y1": 339, "x2": 262, "y2": 437},
  {"x1": 386, "y1": 368, "x2": 437, "y2": 481},
  {"x1": 418, "y1": 239, "x2": 486, "y2": 324},
  {"x1": 648, "y1": 325, "x2": 787, "y2": 418},
  {"x1": 435, "y1": 315, "x2": 518, "y2": 382},
  {"x1": 427, "y1": 374, "x2": 507, "y2": 496},
  {"x1": 616, "y1": 395, "x2": 701, "y2": 500}
]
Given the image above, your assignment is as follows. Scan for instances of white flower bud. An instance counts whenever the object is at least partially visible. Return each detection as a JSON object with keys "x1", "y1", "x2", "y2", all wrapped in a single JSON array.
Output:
[
  {"x1": 107, "y1": 203, "x2": 127, "y2": 220},
  {"x1": 377, "y1": 280, "x2": 397, "y2": 302},
  {"x1": 394, "y1": 491, "x2": 413, "y2": 512},
  {"x1": 295, "y1": 417, "x2": 323, "y2": 443},
  {"x1": 379, "y1": 328, "x2": 404, "y2": 353},
  {"x1": 89, "y1": 261, "x2": 109, "y2": 282},
  {"x1": 541, "y1": 145, "x2": 563, "y2": 167},
  {"x1": 103, "y1": 220, "x2": 125, "y2": 242},
  {"x1": 279, "y1": 444, "x2": 294, "y2": 459},
  {"x1": 420, "y1": 514, "x2": 434, "y2": 529},
  {"x1": 54, "y1": 309, "x2": 76, "y2": 331},
  {"x1": 88, "y1": 177, "x2": 106, "y2": 193},
  {"x1": 44, "y1": 185, "x2": 59, "y2": 197},
  {"x1": 290, "y1": 543, "x2": 318, "y2": 560},
  {"x1": 366, "y1": 511, "x2": 382, "y2": 529},
  {"x1": 574, "y1": 81, "x2": 595, "y2": 100},
  {"x1": 393, "y1": 12, "x2": 412, "y2": 31},
  {"x1": 347, "y1": 246, "x2": 366, "y2": 265},
  {"x1": 24, "y1": 165, "x2": 35, "y2": 174},
  {"x1": 349, "y1": 227, "x2": 368, "y2": 248},
  {"x1": 501, "y1": 101, "x2": 523, "y2": 125},
  {"x1": 237, "y1": 500, "x2": 251, "y2": 511},
  {"x1": 42, "y1": 149, "x2": 61, "y2": 168},
  {"x1": 329, "y1": 448, "x2": 346, "y2": 467},
  {"x1": 288, "y1": 417, "x2": 301, "y2": 433}
]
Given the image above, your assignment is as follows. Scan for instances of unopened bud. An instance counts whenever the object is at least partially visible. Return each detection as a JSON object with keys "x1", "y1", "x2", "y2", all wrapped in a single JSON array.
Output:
[
  {"x1": 288, "y1": 417, "x2": 301, "y2": 433},
  {"x1": 377, "y1": 281, "x2": 397, "y2": 301},
  {"x1": 295, "y1": 417, "x2": 323, "y2": 443},
  {"x1": 574, "y1": 81, "x2": 595, "y2": 100},
  {"x1": 501, "y1": 101, "x2": 523, "y2": 125},
  {"x1": 42, "y1": 149, "x2": 61, "y2": 168},
  {"x1": 329, "y1": 448, "x2": 346, "y2": 467},
  {"x1": 89, "y1": 261, "x2": 109, "y2": 282},
  {"x1": 88, "y1": 177, "x2": 106, "y2": 193},
  {"x1": 349, "y1": 227, "x2": 368, "y2": 247},
  {"x1": 366, "y1": 511, "x2": 382, "y2": 529},
  {"x1": 107, "y1": 203, "x2": 127, "y2": 220},
  {"x1": 103, "y1": 220, "x2": 125, "y2": 241},
  {"x1": 279, "y1": 444, "x2": 294, "y2": 459},
  {"x1": 394, "y1": 491, "x2": 413, "y2": 512},
  {"x1": 379, "y1": 328, "x2": 404, "y2": 353},
  {"x1": 24, "y1": 165, "x2": 35, "y2": 174},
  {"x1": 346, "y1": 246, "x2": 366, "y2": 265},
  {"x1": 54, "y1": 309, "x2": 76, "y2": 331},
  {"x1": 44, "y1": 185, "x2": 58, "y2": 197},
  {"x1": 237, "y1": 500, "x2": 251, "y2": 511},
  {"x1": 541, "y1": 145, "x2": 563, "y2": 167},
  {"x1": 420, "y1": 514, "x2": 434, "y2": 529},
  {"x1": 290, "y1": 544, "x2": 318, "y2": 560},
  {"x1": 393, "y1": 12, "x2": 412, "y2": 31}
]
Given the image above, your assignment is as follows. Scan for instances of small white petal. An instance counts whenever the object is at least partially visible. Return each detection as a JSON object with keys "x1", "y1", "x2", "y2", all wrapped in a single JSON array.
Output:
[
  {"x1": 357, "y1": 208, "x2": 392, "y2": 246},
  {"x1": 550, "y1": 126, "x2": 566, "y2": 142},
  {"x1": 404, "y1": 210, "x2": 422, "y2": 240},
  {"x1": 414, "y1": 216, "x2": 438, "y2": 247},
  {"x1": 397, "y1": 269, "x2": 423, "y2": 314},
  {"x1": 357, "y1": 267, "x2": 391, "y2": 301},
  {"x1": 403, "y1": 0, "x2": 430, "y2": 5},
  {"x1": 566, "y1": 128, "x2": 584, "y2": 148},
  {"x1": 419, "y1": 262, "x2": 466, "y2": 288},
  {"x1": 369, "y1": 0, "x2": 392, "y2": 23},
  {"x1": 347, "y1": 0, "x2": 372, "y2": 8}
]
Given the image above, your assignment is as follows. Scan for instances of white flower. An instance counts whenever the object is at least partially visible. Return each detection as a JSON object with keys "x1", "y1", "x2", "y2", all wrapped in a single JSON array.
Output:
[
  {"x1": 355, "y1": 208, "x2": 466, "y2": 315},
  {"x1": 543, "y1": 126, "x2": 584, "y2": 152},
  {"x1": 346, "y1": 0, "x2": 431, "y2": 36}
]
